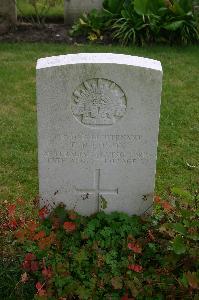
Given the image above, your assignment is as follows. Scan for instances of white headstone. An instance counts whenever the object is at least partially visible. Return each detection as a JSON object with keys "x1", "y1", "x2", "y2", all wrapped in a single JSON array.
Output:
[
  {"x1": 37, "y1": 53, "x2": 162, "y2": 216},
  {"x1": 64, "y1": 0, "x2": 103, "y2": 24}
]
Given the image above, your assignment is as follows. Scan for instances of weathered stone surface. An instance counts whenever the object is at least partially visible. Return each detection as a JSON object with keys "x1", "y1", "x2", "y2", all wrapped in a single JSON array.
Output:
[
  {"x1": 37, "y1": 53, "x2": 162, "y2": 216},
  {"x1": 0, "y1": 0, "x2": 17, "y2": 34},
  {"x1": 64, "y1": 0, "x2": 103, "y2": 24},
  {"x1": 0, "y1": 19, "x2": 9, "y2": 35}
]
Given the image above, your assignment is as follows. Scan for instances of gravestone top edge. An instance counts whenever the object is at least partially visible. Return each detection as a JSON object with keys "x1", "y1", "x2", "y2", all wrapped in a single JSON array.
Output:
[{"x1": 36, "y1": 53, "x2": 162, "y2": 72}]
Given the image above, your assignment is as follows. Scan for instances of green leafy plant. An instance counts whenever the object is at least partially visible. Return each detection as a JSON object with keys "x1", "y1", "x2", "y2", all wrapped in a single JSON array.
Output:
[
  {"x1": 112, "y1": 2, "x2": 161, "y2": 45},
  {"x1": 113, "y1": 0, "x2": 199, "y2": 45},
  {"x1": 71, "y1": 0, "x2": 199, "y2": 45},
  {"x1": 70, "y1": 0, "x2": 125, "y2": 41},
  {"x1": 103, "y1": 0, "x2": 125, "y2": 15},
  {"x1": 70, "y1": 9, "x2": 108, "y2": 42},
  {"x1": 161, "y1": 1, "x2": 199, "y2": 44}
]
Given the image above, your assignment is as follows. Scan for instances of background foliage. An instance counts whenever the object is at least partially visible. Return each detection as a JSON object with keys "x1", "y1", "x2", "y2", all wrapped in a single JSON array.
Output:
[
  {"x1": 71, "y1": 0, "x2": 199, "y2": 45},
  {"x1": 17, "y1": 0, "x2": 64, "y2": 25}
]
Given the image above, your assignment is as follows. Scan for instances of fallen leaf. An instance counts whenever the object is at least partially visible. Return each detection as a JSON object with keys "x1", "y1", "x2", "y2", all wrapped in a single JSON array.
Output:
[
  {"x1": 21, "y1": 272, "x2": 28, "y2": 283},
  {"x1": 111, "y1": 276, "x2": 123, "y2": 289},
  {"x1": 186, "y1": 272, "x2": 199, "y2": 289}
]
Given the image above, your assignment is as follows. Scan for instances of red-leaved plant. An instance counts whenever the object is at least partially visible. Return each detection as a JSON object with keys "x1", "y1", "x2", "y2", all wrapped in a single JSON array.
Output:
[{"x1": 1, "y1": 188, "x2": 198, "y2": 299}]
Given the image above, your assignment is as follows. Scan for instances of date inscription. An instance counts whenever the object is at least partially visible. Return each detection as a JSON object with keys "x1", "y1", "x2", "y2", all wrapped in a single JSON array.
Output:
[{"x1": 45, "y1": 134, "x2": 154, "y2": 165}]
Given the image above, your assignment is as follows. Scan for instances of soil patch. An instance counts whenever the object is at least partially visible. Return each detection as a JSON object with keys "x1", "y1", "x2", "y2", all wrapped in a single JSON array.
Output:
[
  {"x1": 0, "y1": 23, "x2": 111, "y2": 44},
  {"x1": 0, "y1": 23, "x2": 74, "y2": 43}
]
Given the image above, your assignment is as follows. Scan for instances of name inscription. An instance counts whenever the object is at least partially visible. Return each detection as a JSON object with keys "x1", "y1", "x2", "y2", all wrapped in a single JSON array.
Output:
[{"x1": 45, "y1": 134, "x2": 154, "y2": 165}]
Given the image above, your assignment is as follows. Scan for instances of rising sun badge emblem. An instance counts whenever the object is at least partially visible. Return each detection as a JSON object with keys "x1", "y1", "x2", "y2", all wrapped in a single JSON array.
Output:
[{"x1": 71, "y1": 78, "x2": 127, "y2": 126}]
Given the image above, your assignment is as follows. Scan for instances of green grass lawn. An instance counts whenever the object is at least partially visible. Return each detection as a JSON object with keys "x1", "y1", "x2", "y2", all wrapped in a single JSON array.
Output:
[{"x1": 0, "y1": 43, "x2": 198, "y2": 206}]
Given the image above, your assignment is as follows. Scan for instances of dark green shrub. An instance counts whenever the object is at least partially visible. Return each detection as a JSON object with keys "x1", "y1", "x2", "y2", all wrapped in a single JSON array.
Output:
[
  {"x1": 133, "y1": 0, "x2": 199, "y2": 45},
  {"x1": 70, "y1": 9, "x2": 109, "y2": 41},
  {"x1": 70, "y1": 0, "x2": 199, "y2": 45},
  {"x1": 111, "y1": 2, "x2": 161, "y2": 45},
  {"x1": 103, "y1": 0, "x2": 126, "y2": 15}
]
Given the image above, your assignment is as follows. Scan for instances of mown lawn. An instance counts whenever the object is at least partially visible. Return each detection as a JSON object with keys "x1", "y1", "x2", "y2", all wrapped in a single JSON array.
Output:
[{"x1": 0, "y1": 43, "x2": 198, "y2": 207}]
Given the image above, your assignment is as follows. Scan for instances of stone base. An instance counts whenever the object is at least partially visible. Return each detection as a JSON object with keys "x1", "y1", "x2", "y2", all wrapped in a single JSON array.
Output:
[
  {"x1": 0, "y1": 19, "x2": 10, "y2": 35},
  {"x1": 0, "y1": 0, "x2": 17, "y2": 32}
]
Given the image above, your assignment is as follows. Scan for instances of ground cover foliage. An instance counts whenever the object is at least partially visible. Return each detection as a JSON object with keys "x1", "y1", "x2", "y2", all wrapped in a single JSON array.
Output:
[
  {"x1": 71, "y1": 0, "x2": 199, "y2": 45},
  {"x1": 0, "y1": 189, "x2": 199, "y2": 299}
]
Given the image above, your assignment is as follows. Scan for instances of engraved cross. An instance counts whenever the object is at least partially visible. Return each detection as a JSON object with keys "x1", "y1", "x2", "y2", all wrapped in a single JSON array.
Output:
[{"x1": 76, "y1": 169, "x2": 118, "y2": 211}]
